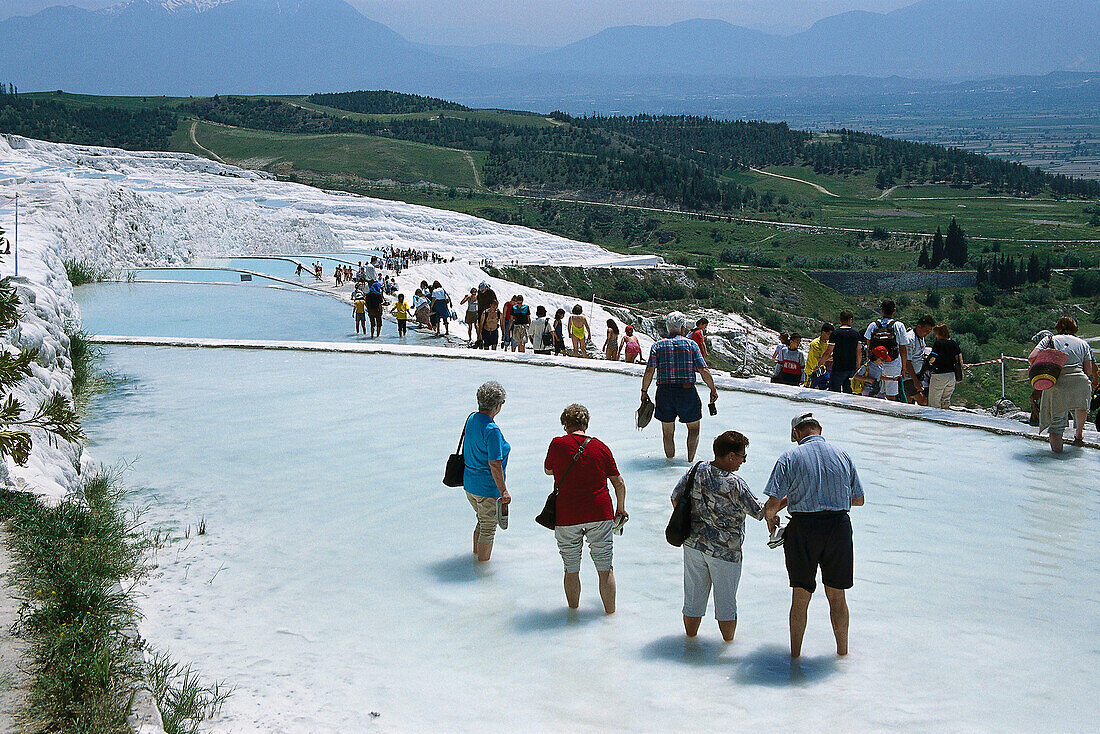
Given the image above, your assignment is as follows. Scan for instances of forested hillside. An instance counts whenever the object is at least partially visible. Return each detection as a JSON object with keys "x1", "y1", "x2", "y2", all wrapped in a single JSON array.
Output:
[
  {"x1": 4, "y1": 90, "x2": 1098, "y2": 213},
  {"x1": 0, "y1": 90, "x2": 177, "y2": 151}
]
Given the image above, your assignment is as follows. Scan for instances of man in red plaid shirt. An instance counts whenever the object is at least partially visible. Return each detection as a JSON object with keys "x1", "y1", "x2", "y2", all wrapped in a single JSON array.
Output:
[{"x1": 641, "y1": 312, "x2": 719, "y2": 461}]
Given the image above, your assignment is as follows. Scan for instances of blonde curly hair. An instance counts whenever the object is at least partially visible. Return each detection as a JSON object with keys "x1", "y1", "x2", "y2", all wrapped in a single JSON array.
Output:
[{"x1": 560, "y1": 403, "x2": 590, "y2": 431}]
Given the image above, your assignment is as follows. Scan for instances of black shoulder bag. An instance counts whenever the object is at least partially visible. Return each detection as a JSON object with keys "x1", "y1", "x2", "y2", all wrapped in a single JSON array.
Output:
[
  {"x1": 536, "y1": 437, "x2": 592, "y2": 529},
  {"x1": 665, "y1": 462, "x2": 704, "y2": 547},
  {"x1": 442, "y1": 413, "x2": 475, "y2": 487}
]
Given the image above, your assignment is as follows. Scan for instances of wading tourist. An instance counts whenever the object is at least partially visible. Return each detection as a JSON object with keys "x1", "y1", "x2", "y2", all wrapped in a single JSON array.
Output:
[
  {"x1": 926, "y1": 324, "x2": 962, "y2": 409},
  {"x1": 568, "y1": 305, "x2": 591, "y2": 357},
  {"x1": 544, "y1": 404, "x2": 627, "y2": 614},
  {"x1": 775, "y1": 332, "x2": 806, "y2": 386},
  {"x1": 603, "y1": 319, "x2": 621, "y2": 361},
  {"x1": 430, "y1": 281, "x2": 452, "y2": 336},
  {"x1": 804, "y1": 323, "x2": 833, "y2": 388},
  {"x1": 1032, "y1": 316, "x2": 1096, "y2": 453},
  {"x1": 461, "y1": 288, "x2": 479, "y2": 343},
  {"x1": 510, "y1": 295, "x2": 531, "y2": 353},
  {"x1": 390, "y1": 293, "x2": 409, "y2": 337},
  {"x1": 689, "y1": 318, "x2": 709, "y2": 361},
  {"x1": 903, "y1": 316, "x2": 936, "y2": 405},
  {"x1": 479, "y1": 299, "x2": 501, "y2": 350},
  {"x1": 365, "y1": 282, "x2": 385, "y2": 339},
  {"x1": 353, "y1": 293, "x2": 366, "y2": 335},
  {"x1": 671, "y1": 430, "x2": 765, "y2": 642},
  {"x1": 640, "y1": 312, "x2": 719, "y2": 461},
  {"x1": 763, "y1": 413, "x2": 865, "y2": 658},
  {"x1": 553, "y1": 308, "x2": 567, "y2": 355},
  {"x1": 622, "y1": 325, "x2": 642, "y2": 363},
  {"x1": 864, "y1": 300, "x2": 908, "y2": 401},
  {"x1": 826, "y1": 311, "x2": 864, "y2": 393},
  {"x1": 464, "y1": 382, "x2": 511, "y2": 562},
  {"x1": 531, "y1": 305, "x2": 553, "y2": 355}
]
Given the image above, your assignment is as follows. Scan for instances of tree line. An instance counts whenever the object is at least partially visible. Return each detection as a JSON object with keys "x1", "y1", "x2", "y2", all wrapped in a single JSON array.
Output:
[
  {"x1": 306, "y1": 90, "x2": 468, "y2": 114},
  {"x1": 4, "y1": 92, "x2": 1098, "y2": 209}
]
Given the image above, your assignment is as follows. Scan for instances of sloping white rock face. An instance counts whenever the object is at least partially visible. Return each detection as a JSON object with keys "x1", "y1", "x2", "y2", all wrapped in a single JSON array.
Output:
[{"x1": 0, "y1": 135, "x2": 661, "y2": 267}]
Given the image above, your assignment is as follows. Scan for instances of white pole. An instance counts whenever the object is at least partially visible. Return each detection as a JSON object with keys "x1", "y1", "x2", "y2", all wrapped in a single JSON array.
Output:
[
  {"x1": 12, "y1": 191, "x2": 17, "y2": 278},
  {"x1": 1000, "y1": 353, "x2": 1005, "y2": 399}
]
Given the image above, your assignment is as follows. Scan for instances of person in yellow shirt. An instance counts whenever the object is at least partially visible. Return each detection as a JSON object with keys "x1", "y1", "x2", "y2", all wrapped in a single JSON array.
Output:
[
  {"x1": 390, "y1": 293, "x2": 410, "y2": 336},
  {"x1": 353, "y1": 294, "x2": 367, "y2": 335},
  {"x1": 804, "y1": 323, "x2": 834, "y2": 387}
]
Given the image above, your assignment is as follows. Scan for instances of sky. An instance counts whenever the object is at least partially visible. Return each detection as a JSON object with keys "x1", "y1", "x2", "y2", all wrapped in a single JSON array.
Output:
[{"x1": 0, "y1": 0, "x2": 920, "y2": 46}]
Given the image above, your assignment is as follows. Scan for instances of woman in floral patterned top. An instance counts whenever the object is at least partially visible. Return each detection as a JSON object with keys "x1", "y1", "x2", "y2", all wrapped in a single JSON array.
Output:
[{"x1": 670, "y1": 430, "x2": 770, "y2": 642}]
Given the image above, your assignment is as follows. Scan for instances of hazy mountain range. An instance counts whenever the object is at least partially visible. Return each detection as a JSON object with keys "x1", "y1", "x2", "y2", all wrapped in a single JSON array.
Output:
[{"x1": 0, "y1": 0, "x2": 1096, "y2": 99}]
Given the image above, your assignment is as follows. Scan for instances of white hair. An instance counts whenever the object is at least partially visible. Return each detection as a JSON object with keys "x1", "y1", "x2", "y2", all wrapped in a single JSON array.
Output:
[{"x1": 476, "y1": 381, "x2": 507, "y2": 412}]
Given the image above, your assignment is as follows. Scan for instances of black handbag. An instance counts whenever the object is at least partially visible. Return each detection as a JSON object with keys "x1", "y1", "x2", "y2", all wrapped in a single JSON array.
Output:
[
  {"x1": 442, "y1": 413, "x2": 475, "y2": 487},
  {"x1": 535, "y1": 437, "x2": 592, "y2": 529},
  {"x1": 665, "y1": 462, "x2": 704, "y2": 547}
]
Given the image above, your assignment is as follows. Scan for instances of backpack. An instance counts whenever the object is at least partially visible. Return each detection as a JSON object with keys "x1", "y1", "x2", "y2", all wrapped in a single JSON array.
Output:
[
  {"x1": 869, "y1": 319, "x2": 899, "y2": 360},
  {"x1": 540, "y1": 318, "x2": 554, "y2": 349}
]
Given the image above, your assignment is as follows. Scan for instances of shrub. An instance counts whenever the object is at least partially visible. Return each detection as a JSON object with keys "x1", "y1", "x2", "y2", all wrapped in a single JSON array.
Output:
[
  {"x1": 758, "y1": 284, "x2": 772, "y2": 298},
  {"x1": 925, "y1": 290, "x2": 941, "y2": 308},
  {"x1": 1070, "y1": 270, "x2": 1100, "y2": 297},
  {"x1": 974, "y1": 283, "x2": 999, "y2": 306},
  {"x1": 952, "y1": 293, "x2": 965, "y2": 307},
  {"x1": 954, "y1": 333, "x2": 984, "y2": 364},
  {"x1": 62, "y1": 259, "x2": 112, "y2": 286},
  {"x1": 763, "y1": 312, "x2": 783, "y2": 330},
  {"x1": 695, "y1": 262, "x2": 716, "y2": 280},
  {"x1": 897, "y1": 295, "x2": 912, "y2": 310},
  {"x1": 871, "y1": 227, "x2": 889, "y2": 241},
  {"x1": 953, "y1": 312, "x2": 996, "y2": 344}
]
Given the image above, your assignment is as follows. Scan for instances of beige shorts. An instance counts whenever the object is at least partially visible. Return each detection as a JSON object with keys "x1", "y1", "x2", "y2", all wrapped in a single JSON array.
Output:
[
  {"x1": 512, "y1": 324, "x2": 529, "y2": 345},
  {"x1": 467, "y1": 492, "x2": 498, "y2": 545},
  {"x1": 554, "y1": 520, "x2": 614, "y2": 574}
]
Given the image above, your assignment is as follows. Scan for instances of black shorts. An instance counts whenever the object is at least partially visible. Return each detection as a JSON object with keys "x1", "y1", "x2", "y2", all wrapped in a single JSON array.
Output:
[
  {"x1": 784, "y1": 511, "x2": 853, "y2": 593},
  {"x1": 654, "y1": 383, "x2": 702, "y2": 424}
]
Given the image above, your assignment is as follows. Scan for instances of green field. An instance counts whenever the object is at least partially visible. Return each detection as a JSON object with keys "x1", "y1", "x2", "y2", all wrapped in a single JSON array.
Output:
[{"x1": 181, "y1": 120, "x2": 484, "y2": 189}]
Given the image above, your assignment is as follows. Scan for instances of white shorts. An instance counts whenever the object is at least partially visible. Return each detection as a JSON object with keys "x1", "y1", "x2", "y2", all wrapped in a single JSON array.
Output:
[
  {"x1": 682, "y1": 545, "x2": 743, "y2": 622},
  {"x1": 882, "y1": 358, "x2": 902, "y2": 397},
  {"x1": 555, "y1": 520, "x2": 614, "y2": 574}
]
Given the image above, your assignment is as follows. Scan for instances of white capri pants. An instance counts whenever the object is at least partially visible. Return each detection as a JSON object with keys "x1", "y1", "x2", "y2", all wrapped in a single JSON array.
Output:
[
  {"x1": 555, "y1": 520, "x2": 614, "y2": 574},
  {"x1": 682, "y1": 545, "x2": 743, "y2": 622}
]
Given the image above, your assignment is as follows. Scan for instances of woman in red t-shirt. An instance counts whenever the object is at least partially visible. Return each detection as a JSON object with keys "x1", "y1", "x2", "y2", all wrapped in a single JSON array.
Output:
[{"x1": 544, "y1": 404, "x2": 628, "y2": 614}]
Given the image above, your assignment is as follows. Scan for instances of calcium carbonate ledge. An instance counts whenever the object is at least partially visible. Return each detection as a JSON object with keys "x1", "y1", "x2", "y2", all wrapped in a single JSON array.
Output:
[{"x1": 89, "y1": 335, "x2": 1099, "y2": 450}]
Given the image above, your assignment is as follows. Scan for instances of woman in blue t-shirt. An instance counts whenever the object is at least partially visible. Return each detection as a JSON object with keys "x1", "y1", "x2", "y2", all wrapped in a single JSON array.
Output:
[{"x1": 463, "y1": 381, "x2": 512, "y2": 562}]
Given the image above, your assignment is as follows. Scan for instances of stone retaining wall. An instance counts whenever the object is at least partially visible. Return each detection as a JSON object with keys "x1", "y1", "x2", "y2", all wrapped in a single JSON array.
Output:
[{"x1": 808, "y1": 270, "x2": 977, "y2": 295}]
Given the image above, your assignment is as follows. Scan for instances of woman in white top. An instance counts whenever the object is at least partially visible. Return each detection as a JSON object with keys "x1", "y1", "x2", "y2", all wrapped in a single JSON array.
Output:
[{"x1": 1031, "y1": 316, "x2": 1097, "y2": 452}]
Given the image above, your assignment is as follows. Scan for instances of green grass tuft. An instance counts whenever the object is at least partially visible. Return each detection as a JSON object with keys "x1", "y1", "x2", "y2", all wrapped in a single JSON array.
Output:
[
  {"x1": 63, "y1": 260, "x2": 113, "y2": 287},
  {"x1": 147, "y1": 649, "x2": 231, "y2": 734}
]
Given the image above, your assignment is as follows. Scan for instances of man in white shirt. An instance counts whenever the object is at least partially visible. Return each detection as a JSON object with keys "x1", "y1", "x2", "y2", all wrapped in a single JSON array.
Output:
[
  {"x1": 864, "y1": 300, "x2": 908, "y2": 401},
  {"x1": 903, "y1": 315, "x2": 936, "y2": 405}
]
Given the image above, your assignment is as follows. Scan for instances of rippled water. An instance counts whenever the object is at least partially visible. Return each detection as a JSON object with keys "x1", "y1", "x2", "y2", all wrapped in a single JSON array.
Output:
[{"x1": 82, "y1": 346, "x2": 1099, "y2": 733}]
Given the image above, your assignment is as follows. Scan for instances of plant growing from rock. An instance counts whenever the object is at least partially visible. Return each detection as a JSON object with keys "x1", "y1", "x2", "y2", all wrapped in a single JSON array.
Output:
[{"x1": 0, "y1": 277, "x2": 83, "y2": 464}]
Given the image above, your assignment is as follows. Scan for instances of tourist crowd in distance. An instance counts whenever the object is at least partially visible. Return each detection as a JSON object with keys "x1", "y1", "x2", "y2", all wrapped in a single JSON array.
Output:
[
  {"x1": 770, "y1": 299, "x2": 963, "y2": 409},
  {"x1": 337, "y1": 258, "x2": 1097, "y2": 453}
]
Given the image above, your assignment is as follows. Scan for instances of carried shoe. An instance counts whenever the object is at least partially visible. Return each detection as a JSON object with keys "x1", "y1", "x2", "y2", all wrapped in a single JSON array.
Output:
[
  {"x1": 767, "y1": 524, "x2": 786, "y2": 549},
  {"x1": 497, "y1": 498, "x2": 509, "y2": 530}
]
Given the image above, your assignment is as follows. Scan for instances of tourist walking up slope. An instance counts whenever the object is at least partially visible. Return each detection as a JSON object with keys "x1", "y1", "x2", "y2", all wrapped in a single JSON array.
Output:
[
  {"x1": 463, "y1": 382, "x2": 512, "y2": 563},
  {"x1": 544, "y1": 404, "x2": 627, "y2": 614},
  {"x1": 640, "y1": 313, "x2": 719, "y2": 461},
  {"x1": 1032, "y1": 316, "x2": 1096, "y2": 453},
  {"x1": 671, "y1": 431, "x2": 765, "y2": 642},
  {"x1": 763, "y1": 413, "x2": 865, "y2": 658}
]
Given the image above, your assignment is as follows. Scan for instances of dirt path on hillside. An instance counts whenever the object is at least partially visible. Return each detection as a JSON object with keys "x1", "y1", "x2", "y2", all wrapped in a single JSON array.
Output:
[
  {"x1": 876, "y1": 185, "x2": 897, "y2": 200},
  {"x1": 749, "y1": 167, "x2": 839, "y2": 197},
  {"x1": 463, "y1": 152, "x2": 483, "y2": 190},
  {"x1": 189, "y1": 120, "x2": 226, "y2": 164}
]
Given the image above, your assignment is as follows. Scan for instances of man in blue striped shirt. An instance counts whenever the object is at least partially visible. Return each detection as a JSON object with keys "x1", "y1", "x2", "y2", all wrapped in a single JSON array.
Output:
[{"x1": 763, "y1": 412, "x2": 865, "y2": 658}]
